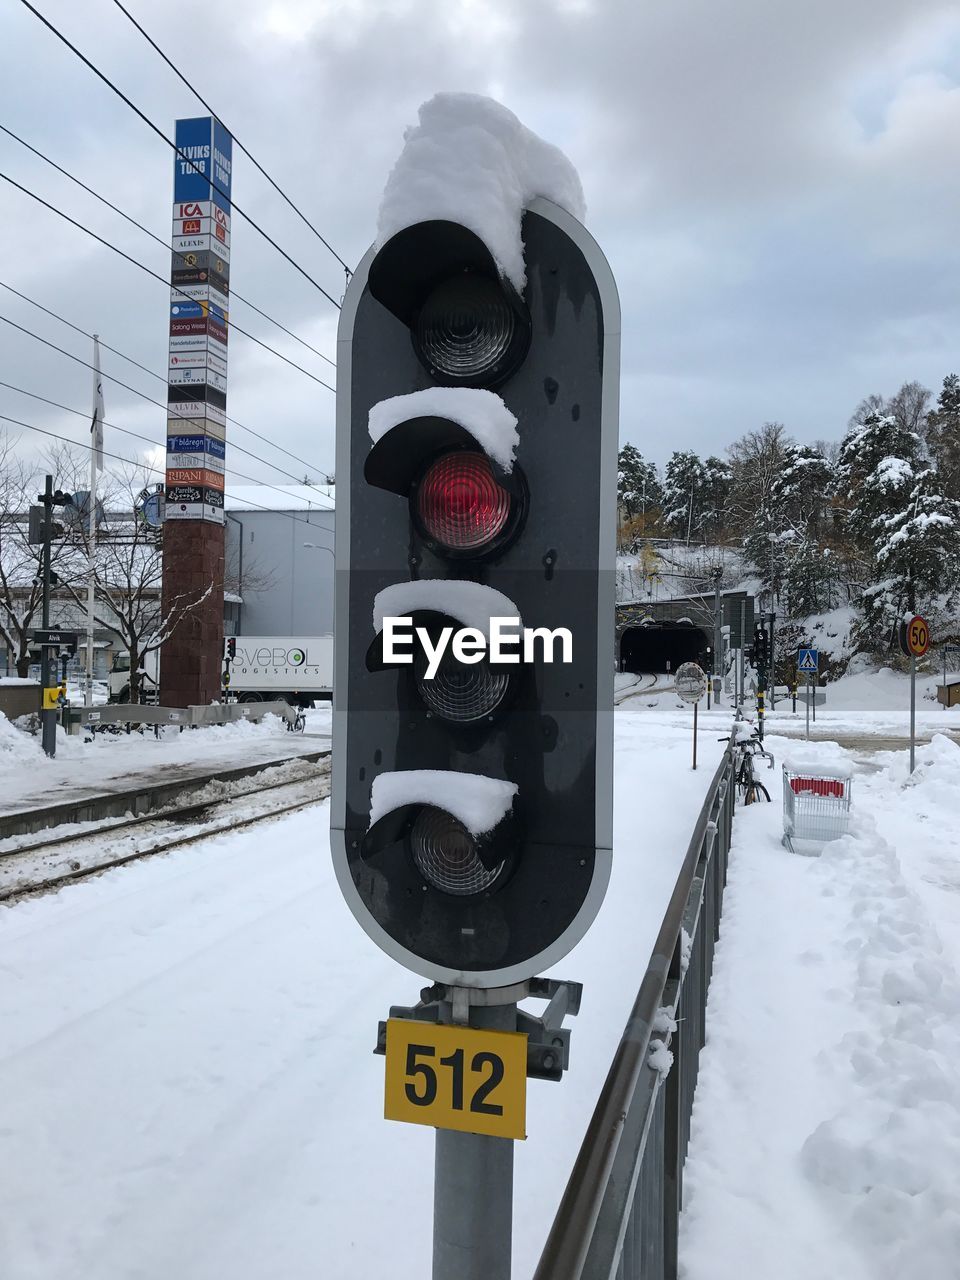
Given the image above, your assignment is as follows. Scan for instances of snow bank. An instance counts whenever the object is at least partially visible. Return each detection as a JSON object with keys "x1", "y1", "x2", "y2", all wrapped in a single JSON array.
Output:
[
  {"x1": 373, "y1": 580, "x2": 521, "y2": 637},
  {"x1": 368, "y1": 388, "x2": 519, "y2": 472},
  {"x1": 780, "y1": 742, "x2": 853, "y2": 780},
  {"x1": 799, "y1": 806, "x2": 960, "y2": 1276},
  {"x1": 369, "y1": 769, "x2": 517, "y2": 836},
  {"x1": 0, "y1": 710, "x2": 41, "y2": 768},
  {"x1": 377, "y1": 93, "x2": 586, "y2": 291}
]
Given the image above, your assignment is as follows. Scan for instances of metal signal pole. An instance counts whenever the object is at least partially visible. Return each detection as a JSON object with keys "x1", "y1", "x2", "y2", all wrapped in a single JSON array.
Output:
[{"x1": 40, "y1": 475, "x2": 56, "y2": 757}]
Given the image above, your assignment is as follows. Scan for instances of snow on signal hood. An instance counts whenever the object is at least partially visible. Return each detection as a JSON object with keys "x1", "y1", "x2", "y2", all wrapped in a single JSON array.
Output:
[{"x1": 376, "y1": 92, "x2": 586, "y2": 292}]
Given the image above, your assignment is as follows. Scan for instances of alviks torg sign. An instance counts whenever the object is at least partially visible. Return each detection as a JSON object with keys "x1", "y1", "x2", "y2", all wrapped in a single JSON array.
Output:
[{"x1": 166, "y1": 116, "x2": 232, "y2": 525}]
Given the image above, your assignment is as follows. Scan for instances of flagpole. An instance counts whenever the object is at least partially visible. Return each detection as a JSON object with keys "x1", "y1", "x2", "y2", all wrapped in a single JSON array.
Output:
[{"x1": 85, "y1": 336, "x2": 102, "y2": 707}]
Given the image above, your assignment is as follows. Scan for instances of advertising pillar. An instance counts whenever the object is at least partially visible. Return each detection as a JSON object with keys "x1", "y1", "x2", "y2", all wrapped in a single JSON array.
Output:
[{"x1": 160, "y1": 117, "x2": 232, "y2": 707}]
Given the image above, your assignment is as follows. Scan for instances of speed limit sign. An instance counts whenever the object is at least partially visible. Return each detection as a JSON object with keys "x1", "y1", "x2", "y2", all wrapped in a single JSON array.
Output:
[{"x1": 899, "y1": 615, "x2": 930, "y2": 658}]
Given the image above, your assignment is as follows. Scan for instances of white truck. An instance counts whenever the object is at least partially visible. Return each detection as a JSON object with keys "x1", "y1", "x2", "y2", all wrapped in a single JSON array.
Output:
[
  {"x1": 226, "y1": 635, "x2": 333, "y2": 707},
  {"x1": 108, "y1": 636, "x2": 333, "y2": 707}
]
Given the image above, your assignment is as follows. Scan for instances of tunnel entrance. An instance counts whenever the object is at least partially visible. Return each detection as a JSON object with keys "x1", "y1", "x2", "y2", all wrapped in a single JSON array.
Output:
[{"x1": 619, "y1": 623, "x2": 710, "y2": 675}]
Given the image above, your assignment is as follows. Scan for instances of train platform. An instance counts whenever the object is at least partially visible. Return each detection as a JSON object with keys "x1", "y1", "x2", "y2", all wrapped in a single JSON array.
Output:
[{"x1": 0, "y1": 713, "x2": 330, "y2": 840}]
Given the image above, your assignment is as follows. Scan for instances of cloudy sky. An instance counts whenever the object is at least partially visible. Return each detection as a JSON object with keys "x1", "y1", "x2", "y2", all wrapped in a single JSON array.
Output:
[{"x1": 2, "y1": 0, "x2": 959, "y2": 489}]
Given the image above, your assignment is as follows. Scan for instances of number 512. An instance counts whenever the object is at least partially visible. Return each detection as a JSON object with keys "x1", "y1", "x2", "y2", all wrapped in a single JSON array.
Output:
[
  {"x1": 384, "y1": 1019, "x2": 527, "y2": 1140},
  {"x1": 405, "y1": 1042, "x2": 504, "y2": 1114}
]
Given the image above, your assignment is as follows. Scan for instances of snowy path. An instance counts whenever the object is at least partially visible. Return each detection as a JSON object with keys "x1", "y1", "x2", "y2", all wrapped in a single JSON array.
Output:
[
  {"x1": 679, "y1": 733, "x2": 960, "y2": 1280},
  {"x1": 0, "y1": 710, "x2": 722, "y2": 1280}
]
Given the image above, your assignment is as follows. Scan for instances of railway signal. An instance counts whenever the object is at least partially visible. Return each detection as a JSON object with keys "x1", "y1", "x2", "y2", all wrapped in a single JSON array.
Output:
[{"x1": 331, "y1": 202, "x2": 620, "y2": 987}]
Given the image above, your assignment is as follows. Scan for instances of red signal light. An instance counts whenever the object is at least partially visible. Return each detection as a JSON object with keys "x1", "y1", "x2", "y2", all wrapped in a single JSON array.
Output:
[{"x1": 415, "y1": 452, "x2": 512, "y2": 553}]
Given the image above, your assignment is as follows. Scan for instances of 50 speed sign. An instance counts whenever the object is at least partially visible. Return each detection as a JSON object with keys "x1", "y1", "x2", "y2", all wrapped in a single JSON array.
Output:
[{"x1": 899, "y1": 615, "x2": 930, "y2": 658}]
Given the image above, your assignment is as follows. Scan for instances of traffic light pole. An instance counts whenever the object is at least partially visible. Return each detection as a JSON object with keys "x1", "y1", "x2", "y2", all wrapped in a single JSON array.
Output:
[
  {"x1": 433, "y1": 999, "x2": 517, "y2": 1280},
  {"x1": 40, "y1": 475, "x2": 57, "y2": 758}
]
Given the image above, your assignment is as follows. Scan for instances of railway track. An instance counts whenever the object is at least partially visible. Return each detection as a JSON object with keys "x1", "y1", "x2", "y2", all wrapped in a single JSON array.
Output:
[
  {"x1": 614, "y1": 673, "x2": 674, "y2": 705},
  {"x1": 0, "y1": 759, "x2": 330, "y2": 903}
]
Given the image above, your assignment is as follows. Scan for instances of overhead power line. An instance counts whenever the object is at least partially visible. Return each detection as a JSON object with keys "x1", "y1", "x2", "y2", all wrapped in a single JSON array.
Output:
[
  {"x1": 0, "y1": 313, "x2": 333, "y2": 495},
  {"x1": 0, "y1": 383, "x2": 333, "y2": 516},
  {"x1": 18, "y1": 0, "x2": 343, "y2": 311},
  {"x1": 0, "y1": 384, "x2": 332, "y2": 514},
  {"x1": 107, "y1": 0, "x2": 352, "y2": 278},
  {"x1": 0, "y1": 170, "x2": 335, "y2": 393},
  {"x1": 0, "y1": 281, "x2": 333, "y2": 481},
  {"x1": 0, "y1": 408, "x2": 330, "y2": 529},
  {"x1": 0, "y1": 124, "x2": 336, "y2": 372}
]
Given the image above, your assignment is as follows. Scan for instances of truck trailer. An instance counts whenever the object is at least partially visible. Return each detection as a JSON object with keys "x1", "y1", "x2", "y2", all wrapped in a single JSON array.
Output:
[{"x1": 109, "y1": 635, "x2": 333, "y2": 707}]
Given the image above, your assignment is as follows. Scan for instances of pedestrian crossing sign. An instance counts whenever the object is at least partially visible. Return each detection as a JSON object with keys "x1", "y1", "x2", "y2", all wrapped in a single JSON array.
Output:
[{"x1": 797, "y1": 648, "x2": 819, "y2": 673}]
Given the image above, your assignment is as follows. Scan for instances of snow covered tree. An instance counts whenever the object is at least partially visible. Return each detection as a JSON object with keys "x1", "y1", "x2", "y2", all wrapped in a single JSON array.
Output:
[
  {"x1": 617, "y1": 444, "x2": 661, "y2": 515},
  {"x1": 847, "y1": 381, "x2": 930, "y2": 437},
  {"x1": 742, "y1": 519, "x2": 791, "y2": 606},
  {"x1": 773, "y1": 443, "x2": 833, "y2": 539},
  {"x1": 701, "y1": 456, "x2": 731, "y2": 543},
  {"x1": 837, "y1": 412, "x2": 960, "y2": 647},
  {"x1": 836, "y1": 413, "x2": 924, "y2": 550},
  {"x1": 662, "y1": 450, "x2": 706, "y2": 540},
  {"x1": 0, "y1": 439, "x2": 84, "y2": 675},
  {"x1": 726, "y1": 422, "x2": 789, "y2": 537},
  {"x1": 874, "y1": 485, "x2": 960, "y2": 618},
  {"x1": 926, "y1": 373, "x2": 960, "y2": 501},
  {"x1": 782, "y1": 538, "x2": 838, "y2": 616}
]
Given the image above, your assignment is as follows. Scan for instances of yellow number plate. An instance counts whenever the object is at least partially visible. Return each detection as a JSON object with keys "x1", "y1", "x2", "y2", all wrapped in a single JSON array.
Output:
[{"x1": 384, "y1": 1018, "x2": 527, "y2": 1140}]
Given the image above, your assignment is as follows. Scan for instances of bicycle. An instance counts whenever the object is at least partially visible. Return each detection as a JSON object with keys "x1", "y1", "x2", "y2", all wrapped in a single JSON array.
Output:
[
  {"x1": 288, "y1": 707, "x2": 307, "y2": 733},
  {"x1": 723, "y1": 724, "x2": 775, "y2": 804}
]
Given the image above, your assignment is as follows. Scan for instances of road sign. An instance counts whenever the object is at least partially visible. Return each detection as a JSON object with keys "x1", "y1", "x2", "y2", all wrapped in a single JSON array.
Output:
[
  {"x1": 899, "y1": 614, "x2": 930, "y2": 658},
  {"x1": 332, "y1": 197, "x2": 619, "y2": 987},
  {"x1": 796, "y1": 686, "x2": 826, "y2": 706},
  {"x1": 675, "y1": 661, "x2": 707, "y2": 704},
  {"x1": 797, "y1": 648, "x2": 819, "y2": 673},
  {"x1": 384, "y1": 1018, "x2": 527, "y2": 1140}
]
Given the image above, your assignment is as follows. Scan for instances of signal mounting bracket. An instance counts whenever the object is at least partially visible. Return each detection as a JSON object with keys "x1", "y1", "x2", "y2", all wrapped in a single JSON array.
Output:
[{"x1": 374, "y1": 976, "x2": 582, "y2": 1083}]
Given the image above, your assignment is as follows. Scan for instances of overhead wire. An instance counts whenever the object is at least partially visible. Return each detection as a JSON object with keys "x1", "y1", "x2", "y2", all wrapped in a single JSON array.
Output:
[
  {"x1": 17, "y1": 0, "x2": 344, "y2": 311},
  {"x1": 0, "y1": 314, "x2": 333, "y2": 495},
  {"x1": 0, "y1": 281, "x2": 334, "y2": 481},
  {"x1": 0, "y1": 123, "x2": 337, "y2": 371},
  {"x1": 107, "y1": 0, "x2": 352, "y2": 278},
  {"x1": 0, "y1": 382, "x2": 333, "y2": 518},
  {"x1": 0, "y1": 171, "x2": 335, "y2": 393}
]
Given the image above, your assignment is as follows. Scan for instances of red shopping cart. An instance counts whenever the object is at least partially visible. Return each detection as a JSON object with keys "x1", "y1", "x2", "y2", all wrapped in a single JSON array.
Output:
[{"x1": 782, "y1": 766, "x2": 852, "y2": 853}]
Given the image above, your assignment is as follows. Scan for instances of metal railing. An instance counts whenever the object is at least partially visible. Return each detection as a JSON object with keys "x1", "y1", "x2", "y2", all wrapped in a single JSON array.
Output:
[
  {"x1": 62, "y1": 700, "x2": 297, "y2": 731},
  {"x1": 534, "y1": 742, "x2": 736, "y2": 1280}
]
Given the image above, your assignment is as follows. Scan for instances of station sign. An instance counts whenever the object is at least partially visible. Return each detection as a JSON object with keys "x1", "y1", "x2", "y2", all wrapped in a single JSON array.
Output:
[{"x1": 32, "y1": 628, "x2": 79, "y2": 653}]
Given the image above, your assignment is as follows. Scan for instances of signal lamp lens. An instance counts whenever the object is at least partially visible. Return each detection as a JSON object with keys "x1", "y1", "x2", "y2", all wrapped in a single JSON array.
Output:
[
  {"x1": 416, "y1": 656, "x2": 511, "y2": 724},
  {"x1": 410, "y1": 807, "x2": 503, "y2": 896},
  {"x1": 416, "y1": 452, "x2": 511, "y2": 551},
  {"x1": 414, "y1": 273, "x2": 526, "y2": 386}
]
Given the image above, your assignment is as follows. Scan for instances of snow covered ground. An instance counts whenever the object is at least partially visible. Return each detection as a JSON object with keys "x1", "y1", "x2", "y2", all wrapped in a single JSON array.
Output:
[
  {"x1": 627, "y1": 665, "x2": 960, "y2": 744},
  {"x1": 0, "y1": 704, "x2": 721, "y2": 1280},
  {"x1": 0, "y1": 709, "x2": 330, "y2": 814},
  {"x1": 679, "y1": 732, "x2": 960, "y2": 1280}
]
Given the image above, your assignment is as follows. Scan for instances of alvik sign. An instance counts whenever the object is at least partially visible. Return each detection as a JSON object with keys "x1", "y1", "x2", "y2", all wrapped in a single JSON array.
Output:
[{"x1": 173, "y1": 117, "x2": 232, "y2": 213}]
